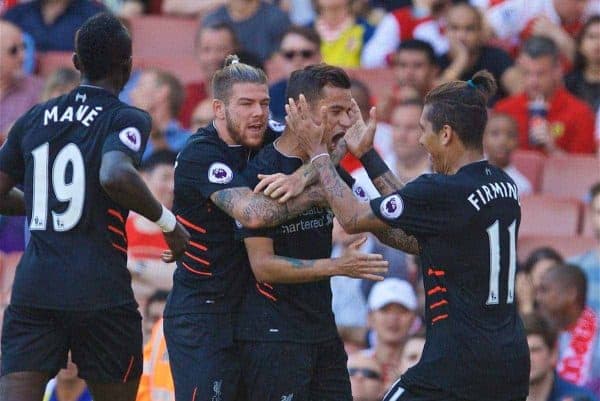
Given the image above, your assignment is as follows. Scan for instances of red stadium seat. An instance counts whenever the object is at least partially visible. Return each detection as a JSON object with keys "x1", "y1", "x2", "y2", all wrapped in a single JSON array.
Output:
[
  {"x1": 540, "y1": 154, "x2": 600, "y2": 200},
  {"x1": 128, "y1": 16, "x2": 198, "y2": 59},
  {"x1": 346, "y1": 68, "x2": 396, "y2": 102},
  {"x1": 518, "y1": 235, "x2": 595, "y2": 262},
  {"x1": 512, "y1": 150, "x2": 545, "y2": 193},
  {"x1": 520, "y1": 195, "x2": 583, "y2": 236}
]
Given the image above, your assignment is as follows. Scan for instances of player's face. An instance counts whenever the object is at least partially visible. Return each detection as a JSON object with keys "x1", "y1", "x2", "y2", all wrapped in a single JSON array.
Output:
[
  {"x1": 394, "y1": 50, "x2": 435, "y2": 93},
  {"x1": 279, "y1": 33, "x2": 321, "y2": 75},
  {"x1": 370, "y1": 303, "x2": 415, "y2": 345},
  {"x1": 391, "y1": 104, "x2": 428, "y2": 162},
  {"x1": 519, "y1": 54, "x2": 561, "y2": 100},
  {"x1": 527, "y1": 334, "x2": 556, "y2": 385},
  {"x1": 419, "y1": 106, "x2": 447, "y2": 174},
  {"x1": 398, "y1": 337, "x2": 425, "y2": 375},
  {"x1": 196, "y1": 28, "x2": 237, "y2": 78},
  {"x1": 223, "y1": 82, "x2": 270, "y2": 149},
  {"x1": 144, "y1": 164, "x2": 175, "y2": 209},
  {"x1": 312, "y1": 85, "x2": 353, "y2": 154},
  {"x1": 446, "y1": 6, "x2": 482, "y2": 52},
  {"x1": 483, "y1": 115, "x2": 519, "y2": 169}
]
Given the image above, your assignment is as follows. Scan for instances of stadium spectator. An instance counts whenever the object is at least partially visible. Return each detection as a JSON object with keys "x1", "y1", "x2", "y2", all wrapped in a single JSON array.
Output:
[
  {"x1": 565, "y1": 15, "x2": 600, "y2": 112},
  {"x1": 310, "y1": 0, "x2": 373, "y2": 68},
  {"x1": 40, "y1": 67, "x2": 79, "y2": 102},
  {"x1": 0, "y1": 20, "x2": 43, "y2": 141},
  {"x1": 495, "y1": 36, "x2": 596, "y2": 154},
  {"x1": 377, "y1": 39, "x2": 439, "y2": 121},
  {"x1": 523, "y1": 312, "x2": 599, "y2": 401},
  {"x1": 517, "y1": 247, "x2": 565, "y2": 315},
  {"x1": 136, "y1": 318, "x2": 174, "y2": 401},
  {"x1": 189, "y1": 99, "x2": 214, "y2": 132},
  {"x1": 202, "y1": 0, "x2": 290, "y2": 63},
  {"x1": 569, "y1": 183, "x2": 600, "y2": 318},
  {"x1": 398, "y1": 330, "x2": 426, "y2": 376},
  {"x1": 485, "y1": 0, "x2": 600, "y2": 62},
  {"x1": 365, "y1": 279, "x2": 418, "y2": 390},
  {"x1": 437, "y1": 3, "x2": 513, "y2": 102},
  {"x1": 1, "y1": 0, "x2": 106, "y2": 52},
  {"x1": 536, "y1": 263, "x2": 600, "y2": 388},
  {"x1": 347, "y1": 352, "x2": 385, "y2": 401},
  {"x1": 360, "y1": 0, "x2": 445, "y2": 68},
  {"x1": 483, "y1": 112, "x2": 533, "y2": 196},
  {"x1": 179, "y1": 23, "x2": 238, "y2": 128},
  {"x1": 269, "y1": 25, "x2": 322, "y2": 123},
  {"x1": 130, "y1": 69, "x2": 189, "y2": 160},
  {"x1": 42, "y1": 354, "x2": 92, "y2": 401},
  {"x1": 143, "y1": 290, "x2": 169, "y2": 340}
]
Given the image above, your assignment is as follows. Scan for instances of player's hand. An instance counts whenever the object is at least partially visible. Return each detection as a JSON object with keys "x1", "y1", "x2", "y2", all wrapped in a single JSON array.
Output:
[
  {"x1": 285, "y1": 94, "x2": 328, "y2": 158},
  {"x1": 161, "y1": 221, "x2": 190, "y2": 263},
  {"x1": 254, "y1": 172, "x2": 305, "y2": 203},
  {"x1": 335, "y1": 236, "x2": 388, "y2": 281},
  {"x1": 345, "y1": 99, "x2": 377, "y2": 159}
]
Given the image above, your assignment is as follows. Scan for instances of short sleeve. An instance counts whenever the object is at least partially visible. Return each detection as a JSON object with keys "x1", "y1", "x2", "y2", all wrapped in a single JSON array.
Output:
[
  {"x1": 102, "y1": 107, "x2": 151, "y2": 167},
  {"x1": 369, "y1": 175, "x2": 459, "y2": 237},
  {"x1": 175, "y1": 140, "x2": 249, "y2": 199},
  {"x1": 0, "y1": 116, "x2": 27, "y2": 184}
]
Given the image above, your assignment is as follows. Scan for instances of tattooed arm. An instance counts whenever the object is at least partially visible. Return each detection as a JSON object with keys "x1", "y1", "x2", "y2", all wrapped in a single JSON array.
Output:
[
  {"x1": 210, "y1": 184, "x2": 324, "y2": 229},
  {"x1": 244, "y1": 236, "x2": 388, "y2": 284}
]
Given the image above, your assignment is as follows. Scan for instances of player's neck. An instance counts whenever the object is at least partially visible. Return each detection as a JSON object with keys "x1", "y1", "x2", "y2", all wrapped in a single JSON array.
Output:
[
  {"x1": 447, "y1": 148, "x2": 484, "y2": 175},
  {"x1": 395, "y1": 154, "x2": 430, "y2": 179},
  {"x1": 527, "y1": 371, "x2": 554, "y2": 401},
  {"x1": 80, "y1": 78, "x2": 120, "y2": 97},
  {"x1": 276, "y1": 130, "x2": 309, "y2": 161}
]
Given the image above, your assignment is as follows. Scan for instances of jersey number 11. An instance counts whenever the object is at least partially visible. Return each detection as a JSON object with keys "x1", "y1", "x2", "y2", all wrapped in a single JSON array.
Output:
[{"x1": 486, "y1": 220, "x2": 517, "y2": 305}]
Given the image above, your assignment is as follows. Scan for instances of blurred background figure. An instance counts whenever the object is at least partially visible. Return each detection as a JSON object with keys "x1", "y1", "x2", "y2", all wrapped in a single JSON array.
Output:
[
  {"x1": 483, "y1": 112, "x2": 533, "y2": 196},
  {"x1": 40, "y1": 67, "x2": 79, "y2": 102},
  {"x1": 347, "y1": 352, "x2": 385, "y2": 401},
  {"x1": 517, "y1": 247, "x2": 565, "y2": 315},
  {"x1": 143, "y1": 289, "x2": 169, "y2": 340},
  {"x1": 137, "y1": 317, "x2": 174, "y2": 401},
  {"x1": 43, "y1": 353, "x2": 92, "y2": 401},
  {"x1": 398, "y1": 330, "x2": 426, "y2": 376},
  {"x1": 130, "y1": 69, "x2": 189, "y2": 160},
  {"x1": 523, "y1": 312, "x2": 599, "y2": 401},
  {"x1": 189, "y1": 99, "x2": 214, "y2": 132}
]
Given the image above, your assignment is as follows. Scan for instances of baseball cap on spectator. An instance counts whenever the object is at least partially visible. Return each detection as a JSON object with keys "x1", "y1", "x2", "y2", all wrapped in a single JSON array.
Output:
[{"x1": 368, "y1": 279, "x2": 417, "y2": 312}]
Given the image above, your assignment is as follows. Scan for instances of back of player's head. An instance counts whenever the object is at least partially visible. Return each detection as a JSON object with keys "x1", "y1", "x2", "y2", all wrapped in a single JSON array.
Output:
[
  {"x1": 424, "y1": 70, "x2": 497, "y2": 150},
  {"x1": 521, "y1": 35, "x2": 560, "y2": 64},
  {"x1": 285, "y1": 63, "x2": 351, "y2": 104},
  {"x1": 544, "y1": 263, "x2": 587, "y2": 311},
  {"x1": 397, "y1": 39, "x2": 437, "y2": 65},
  {"x1": 140, "y1": 150, "x2": 177, "y2": 173},
  {"x1": 521, "y1": 312, "x2": 557, "y2": 350},
  {"x1": 212, "y1": 54, "x2": 268, "y2": 104},
  {"x1": 75, "y1": 13, "x2": 131, "y2": 81}
]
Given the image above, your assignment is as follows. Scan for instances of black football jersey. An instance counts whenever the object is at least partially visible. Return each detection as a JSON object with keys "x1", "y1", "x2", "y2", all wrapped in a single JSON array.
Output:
[
  {"x1": 370, "y1": 161, "x2": 530, "y2": 401},
  {"x1": 0, "y1": 85, "x2": 150, "y2": 310}
]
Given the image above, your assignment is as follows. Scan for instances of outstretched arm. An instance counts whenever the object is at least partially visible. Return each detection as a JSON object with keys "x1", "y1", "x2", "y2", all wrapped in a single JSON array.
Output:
[{"x1": 244, "y1": 236, "x2": 388, "y2": 284}]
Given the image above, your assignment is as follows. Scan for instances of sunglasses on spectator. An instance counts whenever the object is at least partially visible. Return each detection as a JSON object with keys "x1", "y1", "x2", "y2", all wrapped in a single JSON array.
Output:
[
  {"x1": 6, "y1": 43, "x2": 26, "y2": 56},
  {"x1": 281, "y1": 49, "x2": 316, "y2": 60},
  {"x1": 348, "y1": 367, "x2": 382, "y2": 380}
]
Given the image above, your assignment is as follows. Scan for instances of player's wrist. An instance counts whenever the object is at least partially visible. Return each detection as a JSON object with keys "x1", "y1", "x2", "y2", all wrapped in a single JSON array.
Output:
[
  {"x1": 360, "y1": 149, "x2": 388, "y2": 179},
  {"x1": 155, "y1": 205, "x2": 177, "y2": 233}
]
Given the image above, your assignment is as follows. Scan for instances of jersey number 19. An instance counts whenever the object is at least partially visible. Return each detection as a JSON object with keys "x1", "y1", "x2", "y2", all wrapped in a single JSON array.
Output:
[
  {"x1": 486, "y1": 220, "x2": 517, "y2": 305},
  {"x1": 30, "y1": 142, "x2": 85, "y2": 232}
]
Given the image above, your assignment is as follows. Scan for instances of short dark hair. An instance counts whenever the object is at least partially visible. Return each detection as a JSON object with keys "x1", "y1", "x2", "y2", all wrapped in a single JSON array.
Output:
[
  {"x1": 212, "y1": 55, "x2": 268, "y2": 103},
  {"x1": 522, "y1": 312, "x2": 557, "y2": 350},
  {"x1": 195, "y1": 22, "x2": 238, "y2": 49},
  {"x1": 424, "y1": 70, "x2": 497, "y2": 149},
  {"x1": 145, "y1": 289, "x2": 169, "y2": 317},
  {"x1": 397, "y1": 39, "x2": 437, "y2": 65},
  {"x1": 286, "y1": 63, "x2": 351, "y2": 104},
  {"x1": 546, "y1": 263, "x2": 588, "y2": 311},
  {"x1": 75, "y1": 13, "x2": 131, "y2": 81},
  {"x1": 574, "y1": 15, "x2": 600, "y2": 70},
  {"x1": 145, "y1": 68, "x2": 185, "y2": 117},
  {"x1": 280, "y1": 25, "x2": 321, "y2": 49},
  {"x1": 521, "y1": 35, "x2": 560, "y2": 63},
  {"x1": 522, "y1": 247, "x2": 564, "y2": 273},
  {"x1": 140, "y1": 150, "x2": 177, "y2": 172}
]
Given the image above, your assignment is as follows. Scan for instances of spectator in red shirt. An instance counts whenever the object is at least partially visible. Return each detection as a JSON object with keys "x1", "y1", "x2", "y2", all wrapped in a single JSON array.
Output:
[{"x1": 495, "y1": 35, "x2": 596, "y2": 154}]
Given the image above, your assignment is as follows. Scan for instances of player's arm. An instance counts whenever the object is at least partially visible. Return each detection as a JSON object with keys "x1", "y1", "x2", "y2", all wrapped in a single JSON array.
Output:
[
  {"x1": 244, "y1": 236, "x2": 387, "y2": 284},
  {"x1": 0, "y1": 173, "x2": 24, "y2": 216},
  {"x1": 0, "y1": 117, "x2": 26, "y2": 216},
  {"x1": 210, "y1": 184, "x2": 324, "y2": 229}
]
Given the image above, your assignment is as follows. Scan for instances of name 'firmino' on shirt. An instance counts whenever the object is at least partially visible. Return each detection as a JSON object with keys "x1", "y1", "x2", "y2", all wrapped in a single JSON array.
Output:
[{"x1": 467, "y1": 181, "x2": 519, "y2": 211}]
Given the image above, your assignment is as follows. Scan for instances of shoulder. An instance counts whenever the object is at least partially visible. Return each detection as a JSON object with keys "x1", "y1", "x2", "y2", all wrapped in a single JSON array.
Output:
[
  {"x1": 558, "y1": 88, "x2": 595, "y2": 115},
  {"x1": 178, "y1": 126, "x2": 224, "y2": 159},
  {"x1": 111, "y1": 105, "x2": 152, "y2": 131}
]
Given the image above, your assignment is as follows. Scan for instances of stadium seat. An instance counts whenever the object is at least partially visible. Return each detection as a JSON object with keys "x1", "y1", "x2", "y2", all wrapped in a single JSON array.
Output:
[
  {"x1": 135, "y1": 55, "x2": 199, "y2": 84},
  {"x1": 518, "y1": 235, "x2": 595, "y2": 262},
  {"x1": 540, "y1": 154, "x2": 600, "y2": 200},
  {"x1": 128, "y1": 16, "x2": 198, "y2": 59},
  {"x1": 512, "y1": 150, "x2": 545, "y2": 193},
  {"x1": 520, "y1": 195, "x2": 582, "y2": 236},
  {"x1": 346, "y1": 68, "x2": 396, "y2": 102}
]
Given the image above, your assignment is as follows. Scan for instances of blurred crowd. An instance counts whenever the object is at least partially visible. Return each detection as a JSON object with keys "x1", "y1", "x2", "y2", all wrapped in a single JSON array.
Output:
[{"x1": 0, "y1": 0, "x2": 599, "y2": 400}]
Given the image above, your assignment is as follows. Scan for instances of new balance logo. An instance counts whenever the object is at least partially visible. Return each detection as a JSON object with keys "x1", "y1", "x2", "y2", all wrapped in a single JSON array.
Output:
[{"x1": 281, "y1": 394, "x2": 294, "y2": 401}]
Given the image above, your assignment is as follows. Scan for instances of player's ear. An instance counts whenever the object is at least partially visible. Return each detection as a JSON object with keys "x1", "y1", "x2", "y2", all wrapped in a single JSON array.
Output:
[
  {"x1": 440, "y1": 124, "x2": 453, "y2": 146},
  {"x1": 72, "y1": 53, "x2": 81, "y2": 72},
  {"x1": 213, "y1": 99, "x2": 225, "y2": 120}
]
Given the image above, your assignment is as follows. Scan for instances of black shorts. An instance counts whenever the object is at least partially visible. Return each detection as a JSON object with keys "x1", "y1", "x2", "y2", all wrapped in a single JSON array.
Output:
[
  {"x1": 239, "y1": 336, "x2": 351, "y2": 401},
  {"x1": 383, "y1": 380, "x2": 528, "y2": 401},
  {"x1": 163, "y1": 313, "x2": 244, "y2": 401},
  {"x1": 1, "y1": 304, "x2": 142, "y2": 382}
]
